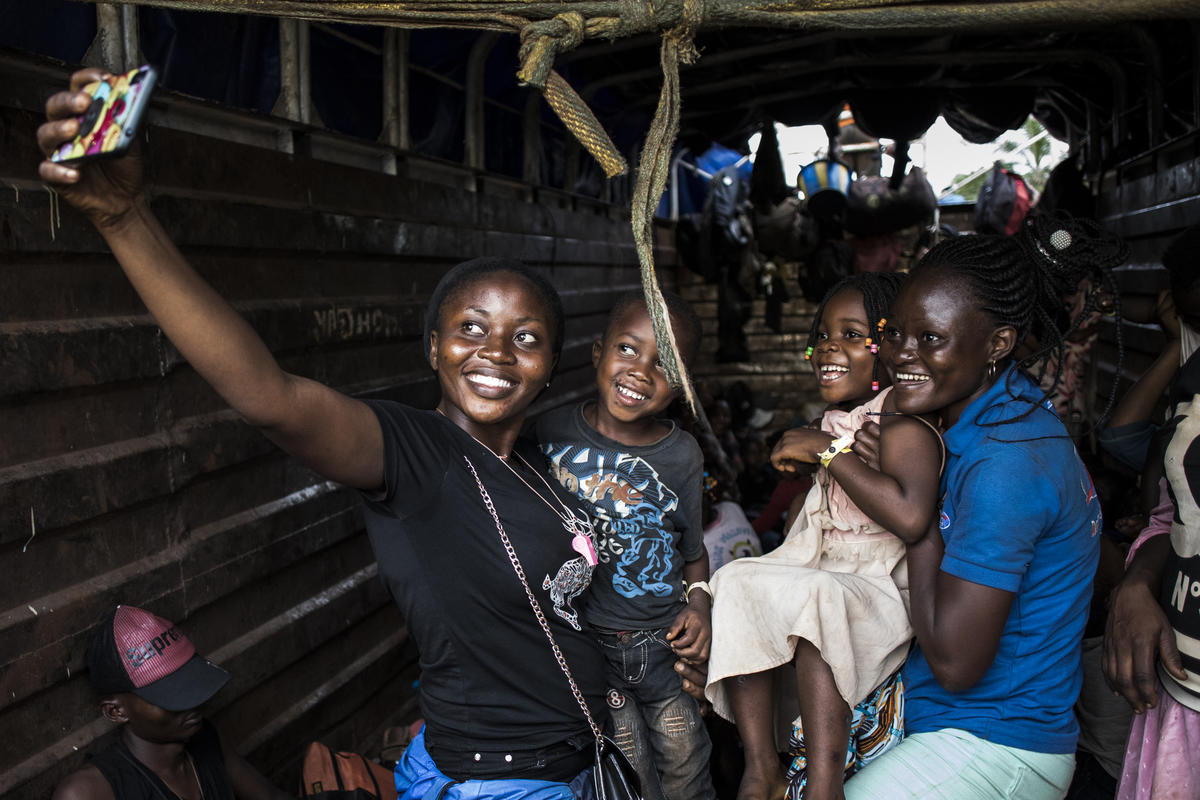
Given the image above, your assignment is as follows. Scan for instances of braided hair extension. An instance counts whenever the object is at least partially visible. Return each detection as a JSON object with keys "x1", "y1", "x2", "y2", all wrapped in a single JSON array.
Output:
[
  {"x1": 805, "y1": 272, "x2": 908, "y2": 392},
  {"x1": 1020, "y1": 212, "x2": 1127, "y2": 425},
  {"x1": 914, "y1": 211, "x2": 1128, "y2": 427}
]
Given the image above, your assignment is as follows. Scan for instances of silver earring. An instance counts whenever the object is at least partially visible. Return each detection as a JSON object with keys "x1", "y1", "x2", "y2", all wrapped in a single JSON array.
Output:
[
  {"x1": 986, "y1": 360, "x2": 997, "y2": 379},
  {"x1": 546, "y1": 381, "x2": 551, "y2": 388}
]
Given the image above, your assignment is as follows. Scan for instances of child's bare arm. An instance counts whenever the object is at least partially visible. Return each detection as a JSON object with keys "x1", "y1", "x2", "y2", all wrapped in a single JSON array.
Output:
[
  {"x1": 825, "y1": 415, "x2": 941, "y2": 543},
  {"x1": 668, "y1": 553, "x2": 712, "y2": 663}
]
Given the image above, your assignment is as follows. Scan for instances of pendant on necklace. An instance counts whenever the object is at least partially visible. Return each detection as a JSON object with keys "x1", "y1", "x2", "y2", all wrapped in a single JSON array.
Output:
[{"x1": 564, "y1": 514, "x2": 599, "y2": 566}]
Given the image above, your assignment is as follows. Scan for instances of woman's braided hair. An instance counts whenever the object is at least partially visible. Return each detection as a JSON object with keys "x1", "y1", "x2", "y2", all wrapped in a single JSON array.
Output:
[
  {"x1": 806, "y1": 272, "x2": 908, "y2": 392},
  {"x1": 914, "y1": 210, "x2": 1128, "y2": 424}
]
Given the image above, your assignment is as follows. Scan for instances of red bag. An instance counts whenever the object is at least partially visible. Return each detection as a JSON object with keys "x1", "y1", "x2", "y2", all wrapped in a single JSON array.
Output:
[
  {"x1": 974, "y1": 162, "x2": 1032, "y2": 235},
  {"x1": 299, "y1": 741, "x2": 398, "y2": 800}
]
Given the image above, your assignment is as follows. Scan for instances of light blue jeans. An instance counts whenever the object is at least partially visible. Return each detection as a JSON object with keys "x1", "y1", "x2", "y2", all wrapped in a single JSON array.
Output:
[{"x1": 843, "y1": 728, "x2": 1075, "y2": 800}]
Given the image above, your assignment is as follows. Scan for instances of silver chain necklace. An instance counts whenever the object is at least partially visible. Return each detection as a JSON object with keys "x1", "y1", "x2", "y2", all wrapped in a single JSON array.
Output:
[{"x1": 437, "y1": 408, "x2": 597, "y2": 564}]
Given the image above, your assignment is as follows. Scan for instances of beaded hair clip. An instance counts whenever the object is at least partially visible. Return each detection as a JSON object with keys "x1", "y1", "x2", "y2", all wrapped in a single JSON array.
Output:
[
  {"x1": 870, "y1": 318, "x2": 886, "y2": 391},
  {"x1": 866, "y1": 318, "x2": 886, "y2": 354},
  {"x1": 1032, "y1": 226, "x2": 1073, "y2": 267}
]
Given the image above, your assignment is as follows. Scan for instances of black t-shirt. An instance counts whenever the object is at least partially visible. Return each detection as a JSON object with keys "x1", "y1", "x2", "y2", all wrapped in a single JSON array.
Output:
[
  {"x1": 361, "y1": 402, "x2": 606, "y2": 759},
  {"x1": 89, "y1": 720, "x2": 234, "y2": 800}
]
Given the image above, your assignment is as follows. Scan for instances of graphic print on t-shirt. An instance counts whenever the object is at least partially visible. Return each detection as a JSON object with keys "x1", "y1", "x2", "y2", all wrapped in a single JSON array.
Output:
[
  {"x1": 543, "y1": 554, "x2": 592, "y2": 630},
  {"x1": 543, "y1": 443, "x2": 680, "y2": 598},
  {"x1": 1161, "y1": 397, "x2": 1200, "y2": 708}
]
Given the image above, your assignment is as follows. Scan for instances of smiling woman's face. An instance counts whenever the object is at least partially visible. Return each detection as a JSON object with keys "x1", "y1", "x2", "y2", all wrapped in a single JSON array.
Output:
[
  {"x1": 882, "y1": 269, "x2": 1015, "y2": 427},
  {"x1": 430, "y1": 272, "x2": 555, "y2": 435}
]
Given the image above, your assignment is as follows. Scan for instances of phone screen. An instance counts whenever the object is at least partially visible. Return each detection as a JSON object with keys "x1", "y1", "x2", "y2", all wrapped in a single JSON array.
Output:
[{"x1": 51, "y1": 66, "x2": 156, "y2": 164}]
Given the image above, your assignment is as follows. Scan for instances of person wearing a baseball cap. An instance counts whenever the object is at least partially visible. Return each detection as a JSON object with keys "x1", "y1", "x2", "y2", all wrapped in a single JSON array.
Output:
[{"x1": 51, "y1": 605, "x2": 292, "y2": 800}]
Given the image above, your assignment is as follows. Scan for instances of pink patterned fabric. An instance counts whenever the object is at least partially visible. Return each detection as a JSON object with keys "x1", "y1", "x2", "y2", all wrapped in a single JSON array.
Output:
[
  {"x1": 1117, "y1": 680, "x2": 1200, "y2": 799},
  {"x1": 1118, "y1": 480, "x2": 1200, "y2": 799},
  {"x1": 1125, "y1": 478, "x2": 1173, "y2": 567}
]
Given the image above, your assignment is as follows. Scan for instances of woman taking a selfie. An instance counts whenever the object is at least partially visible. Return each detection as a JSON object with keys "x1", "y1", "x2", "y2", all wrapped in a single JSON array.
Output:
[{"x1": 39, "y1": 68, "x2": 609, "y2": 800}]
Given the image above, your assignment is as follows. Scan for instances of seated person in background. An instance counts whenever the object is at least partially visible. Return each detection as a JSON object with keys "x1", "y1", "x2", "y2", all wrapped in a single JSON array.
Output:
[
  {"x1": 738, "y1": 432, "x2": 778, "y2": 517},
  {"x1": 52, "y1": 605, "x2": 292, "y2": 800},
  {"x1": 704, "y1": 456, "x2": 763, "y2": 575},
  {"x1": 706, "y1": 397, "x2": 746, "y2": 476}
]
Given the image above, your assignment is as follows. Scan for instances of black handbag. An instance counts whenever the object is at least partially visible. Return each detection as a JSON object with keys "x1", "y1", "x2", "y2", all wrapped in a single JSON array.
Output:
[
  {"x1": 593, "y1": 738, "x2": 642, "y2": 799},
  {"x1": 463, "y1": 456, "x2": 643, "y2": 800}
]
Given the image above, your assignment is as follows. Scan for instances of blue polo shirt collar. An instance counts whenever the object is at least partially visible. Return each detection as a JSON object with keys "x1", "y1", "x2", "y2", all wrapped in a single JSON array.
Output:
[{"x1": 942, "y1": 364, "x2": 1046, "y2": 456}]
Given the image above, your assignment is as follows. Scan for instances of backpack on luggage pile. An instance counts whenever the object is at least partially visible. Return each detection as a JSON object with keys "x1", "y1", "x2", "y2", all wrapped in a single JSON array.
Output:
[{"x1": 974, "y1": 162, "x2": 1032, "y2": 235}]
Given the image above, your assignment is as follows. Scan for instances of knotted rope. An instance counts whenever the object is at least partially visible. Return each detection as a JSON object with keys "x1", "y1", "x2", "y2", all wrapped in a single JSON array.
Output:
[
  {"x1": 515, "y1": 0, "x2": 705, "y2": 413},
  {"x1": 518, "y1": 13, "x2": 626, "y2": 177}
]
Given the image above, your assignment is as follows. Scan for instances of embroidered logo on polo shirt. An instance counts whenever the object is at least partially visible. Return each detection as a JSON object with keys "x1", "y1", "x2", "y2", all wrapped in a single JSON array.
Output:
[
  {"x1": 1082, "y1": 474, "x2": 1097, "y2": 506},
  {"x1": 939, "y1": 510, "x2": 951, "y2": 530}
]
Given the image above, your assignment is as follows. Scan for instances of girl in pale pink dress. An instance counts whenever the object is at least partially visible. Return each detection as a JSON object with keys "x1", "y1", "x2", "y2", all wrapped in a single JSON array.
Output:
[{"x1": 706, "y1": 274, "x2": 942, "y2": 800}]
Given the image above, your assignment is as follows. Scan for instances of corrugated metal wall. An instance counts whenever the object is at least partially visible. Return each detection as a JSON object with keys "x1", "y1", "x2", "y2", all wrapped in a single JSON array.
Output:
[
  {"x1": 0, "y1": 53, "x2": 657, "y2": 797},
  {"x1": 1095, "y1": 140, "x2": 1200, "y2": 418}
]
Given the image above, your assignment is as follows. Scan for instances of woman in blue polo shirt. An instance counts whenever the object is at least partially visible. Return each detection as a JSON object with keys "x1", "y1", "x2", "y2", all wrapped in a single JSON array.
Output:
[{"x1": 844, "y1": 214, "x2": 1128, "y2": 800}]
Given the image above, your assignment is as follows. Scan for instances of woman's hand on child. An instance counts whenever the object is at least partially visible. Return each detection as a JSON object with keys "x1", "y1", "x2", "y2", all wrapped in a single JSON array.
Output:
[
  {"x1": 667, "y1": 603, "x2": 712, "y2": 664},
  {"x1": 770, "y1": 428, "x2": 834, "y2": 473},
  {"x1": 38, "y1": 68, "x2": 145, "y2": 230},
  {"x1": 674, "y1": 659, "x2": 710, "y2": 710},
  {"x1": 851, "y1": 420, "x2": 882, "y2": 470}
]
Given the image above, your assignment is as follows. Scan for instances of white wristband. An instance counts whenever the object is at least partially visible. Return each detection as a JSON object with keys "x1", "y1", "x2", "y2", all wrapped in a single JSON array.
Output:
[{"x1": 686, "y1": 580, "x2": 713, "y2": 601}]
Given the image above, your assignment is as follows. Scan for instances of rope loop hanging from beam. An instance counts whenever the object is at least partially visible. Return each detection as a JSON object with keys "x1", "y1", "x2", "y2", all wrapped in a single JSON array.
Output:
[
  {"x1": 629, "y1": 0, "x2": 703, "y2": 414},
  {"x1": 515, "y1": 0, "x2": 704, "y2": 410}
]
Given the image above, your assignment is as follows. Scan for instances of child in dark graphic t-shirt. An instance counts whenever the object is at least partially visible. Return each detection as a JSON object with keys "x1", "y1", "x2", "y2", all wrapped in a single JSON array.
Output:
[{"x1": 535, "y1": 291, "x2": 716, "y2": 800}]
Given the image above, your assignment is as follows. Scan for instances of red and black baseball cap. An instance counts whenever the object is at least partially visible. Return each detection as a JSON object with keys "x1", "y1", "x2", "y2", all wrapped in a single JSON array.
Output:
[{"x1": 86, "y1": 605, "x2": 230, "y2": 712}]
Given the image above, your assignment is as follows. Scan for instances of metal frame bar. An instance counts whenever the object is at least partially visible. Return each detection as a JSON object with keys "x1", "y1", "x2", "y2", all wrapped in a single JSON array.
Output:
[
  {"x1": 465, "y1": 32, "x2": 500, "y2": 171},
  {"x1": 382, "y1": 28, "x2": 412, "y2": 150},
  {"x1": 89, "y1": 3, "x2": 141, "y2": 72}
]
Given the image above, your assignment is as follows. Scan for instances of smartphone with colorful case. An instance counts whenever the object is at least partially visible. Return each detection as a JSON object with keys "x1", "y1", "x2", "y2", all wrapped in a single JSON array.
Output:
[{"x1": 51, "y1": 65, "x2": 157, "y2": 164}]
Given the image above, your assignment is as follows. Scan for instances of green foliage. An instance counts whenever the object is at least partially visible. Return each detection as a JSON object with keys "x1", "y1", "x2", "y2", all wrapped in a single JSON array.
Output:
[{"x1": 946, "y1": 116, "x2": 1057, "y2": 202}]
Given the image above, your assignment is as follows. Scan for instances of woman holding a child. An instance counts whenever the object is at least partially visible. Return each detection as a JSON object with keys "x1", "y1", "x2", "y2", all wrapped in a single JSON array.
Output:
[{"x1": 703, "y1": 214, "x2": 1128, "y2": 800}]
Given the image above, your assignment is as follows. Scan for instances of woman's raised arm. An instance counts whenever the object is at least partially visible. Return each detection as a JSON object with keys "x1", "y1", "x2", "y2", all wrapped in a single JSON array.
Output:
[{"x1": 38, "y1": 69, "x2": 383, "y2": 490}]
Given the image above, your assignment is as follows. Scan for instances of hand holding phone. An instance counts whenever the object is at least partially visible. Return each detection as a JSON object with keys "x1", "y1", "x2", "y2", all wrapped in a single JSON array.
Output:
[
  {"x1": 38, "y1": 67, "x2": 151, "y2": 230},
  {"x1": 50, "y1": 65, "x2": 156, "y2": 165}
]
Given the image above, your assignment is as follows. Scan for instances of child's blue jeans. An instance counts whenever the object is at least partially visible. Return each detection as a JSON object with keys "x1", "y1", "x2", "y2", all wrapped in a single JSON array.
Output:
[{"x1": 594, "y1": 627, "x2": 716, "y2": 800}]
